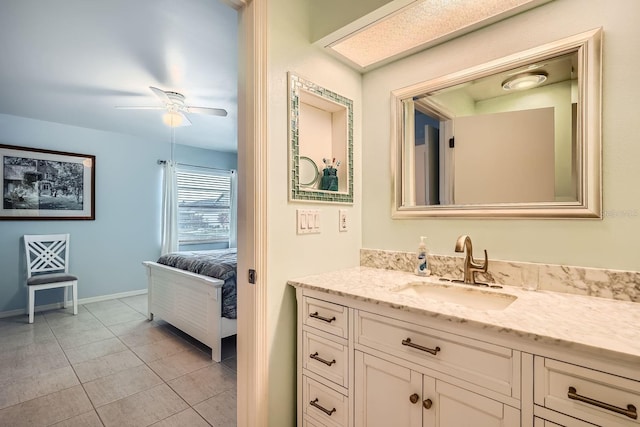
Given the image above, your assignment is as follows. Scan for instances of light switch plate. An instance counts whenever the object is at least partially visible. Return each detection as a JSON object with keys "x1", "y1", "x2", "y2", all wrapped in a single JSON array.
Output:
[
  {"x1": 339, "y1": 209, "x2": 348, "y2": 232},
  {"x1": 297, "y1": 209, "x2": 321, "y2": 234}
]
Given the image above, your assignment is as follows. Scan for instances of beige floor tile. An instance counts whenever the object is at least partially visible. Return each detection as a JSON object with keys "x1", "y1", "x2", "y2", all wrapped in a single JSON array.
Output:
[
  {"x1": 0, "y1": 317, "x2": 51, "y2": 338},
  {"x1": 72, "y1": 350, "x2": 143, "y2": 383},
  {"x1": 84, "y1": 364, "x2": 163, "y2": 408},
  {"x1": 222, "y1": 356, "x2": 237, "y2": 372},
  {"x1": 0, "y1": 385, "x2": 92, "y2": 427},
  {"x1": 148, "y1": 348, "x2": 212, "y2": 382},
  {"x1": 48, "y1": 312, "x2": 103, "y2": 334},
  {"x1": 0, "y1": 325, "x2": 55, "y2": 352},
  {"x1": 64, "y1": 337, "x2": 128, "y2": 365},
  {"x1": 107, "y1": 318, "x2": 156, "y2": 337},
  {"x1": 130, "y1": 335, "x2": 191, "y2": 363},
  {"x1": 193, "y1": 389, "x2": 236, "y2": 427},
  {"x1": 96, "y1": 384, "x2": 188, "y2": 427},
  {"x1": 0, "y1": 366, "x2": 79, "y2": 410},
  {"x1": 0, "y1": 338, "x2": 61, "y2": 363},
  {"x1": 118, "y1": 325, "x2": 175, "y2": 348},
  {"x1": 119, "y1": 295, "x2": 148, "y2": 315},
  {"x1": 91, "y1": 308, "x2": 147, "y2": 327},
  {"x1": 50, "y1": 410, "x2": 103, "y2": 427},
  {"x1": 168, "y1": 364, "x2": 236, "y2": 406},
  {"x1": 55, "y1": 325, "x2": 115, "y2": 350},
  {"x1": 150, "y1": 408, "x2": 210, "y2": 427},
  {"x1": 83, "y1": 299, "x2": 130, "y2": 314},
  {"x1": 0, "y1": 349, "x2": 69, "y2": 384}
]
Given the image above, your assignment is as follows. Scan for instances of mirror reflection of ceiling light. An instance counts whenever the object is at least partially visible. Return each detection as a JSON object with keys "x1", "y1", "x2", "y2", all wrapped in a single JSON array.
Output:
[
  {"x1": 322, "y1": 0, "x2": 553, "y2": 70},
  {"x1": 501, "y1": 72, "x2": 548, "y2": 91},
  {"x1": 162, "y1": 111, "x2": 183, "y2": 127}
]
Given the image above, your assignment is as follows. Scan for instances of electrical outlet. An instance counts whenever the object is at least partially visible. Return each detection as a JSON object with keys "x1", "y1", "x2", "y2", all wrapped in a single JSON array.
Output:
[{"x1": 339, "y1": 209, "x2": 348, "y2": 232}]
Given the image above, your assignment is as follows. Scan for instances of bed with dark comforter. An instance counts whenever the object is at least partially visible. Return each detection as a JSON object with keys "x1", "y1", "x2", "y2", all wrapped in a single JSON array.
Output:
[{"x1": 156, "y1": 248, "x2": 237, "y2": 319}]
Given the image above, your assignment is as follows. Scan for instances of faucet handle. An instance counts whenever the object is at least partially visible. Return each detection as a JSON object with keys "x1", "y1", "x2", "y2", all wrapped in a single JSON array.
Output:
[{"x1": 480, "y1": 249, "x2": 488, "y2": 272}]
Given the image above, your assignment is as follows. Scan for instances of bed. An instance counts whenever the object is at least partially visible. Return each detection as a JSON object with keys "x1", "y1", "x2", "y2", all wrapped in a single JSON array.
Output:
[{"x1": 143, "y1": 248, "x2": 237, "y2": 362}]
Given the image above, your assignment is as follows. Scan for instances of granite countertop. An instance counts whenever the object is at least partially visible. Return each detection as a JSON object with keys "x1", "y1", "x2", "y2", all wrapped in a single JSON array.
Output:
[{"x1": 288, "y1": 266, "x2": 640, "y2": 365}]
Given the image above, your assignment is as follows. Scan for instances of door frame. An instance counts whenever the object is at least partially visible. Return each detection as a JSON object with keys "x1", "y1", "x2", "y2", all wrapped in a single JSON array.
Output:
[{"x1": 235, "y1": 0, "x2": 269, "y2": 425}]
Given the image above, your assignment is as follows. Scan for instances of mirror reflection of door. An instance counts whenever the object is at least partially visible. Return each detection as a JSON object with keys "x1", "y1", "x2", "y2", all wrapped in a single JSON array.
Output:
[
  {"x1": 452, "y1": 108, "x2": 555, "y2": 204},
  {"x1": 414, "y1": 113, "x2": 440, "y2": 205}
]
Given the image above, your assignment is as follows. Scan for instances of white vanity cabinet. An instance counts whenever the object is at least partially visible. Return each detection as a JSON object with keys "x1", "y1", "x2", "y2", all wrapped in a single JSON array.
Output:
[
  {"x1": 355, "y1": 351, "x2": 519, "y2": 427},
  {"x1": 533, "y1": 357, "x2": 640, "y2": 426},
  {"x1": 295, "y1": 288, "x2": 522, "y2": 427},
  {"x1": 298, "y1": 294, "x2": 351, "y2": 427},
  {"x1": 293, "y1": 280, "x2": 640, "y2": 427}
]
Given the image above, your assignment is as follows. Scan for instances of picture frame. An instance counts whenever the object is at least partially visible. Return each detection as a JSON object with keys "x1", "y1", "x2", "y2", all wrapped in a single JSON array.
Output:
[{"x1": 0, "y1": 144, "x2": 95, "y2": 220}]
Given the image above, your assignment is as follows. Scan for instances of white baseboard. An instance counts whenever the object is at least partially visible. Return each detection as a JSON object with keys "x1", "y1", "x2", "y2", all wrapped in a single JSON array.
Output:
[{"x1": 0, "y1": 289, "x2": 148, "y2": 319}]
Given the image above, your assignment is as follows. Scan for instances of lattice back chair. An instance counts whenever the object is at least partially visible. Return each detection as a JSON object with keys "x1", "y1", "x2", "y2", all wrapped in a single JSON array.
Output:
[{"x1": 24, "y1": 234, "x2": 78, "y2": 323}]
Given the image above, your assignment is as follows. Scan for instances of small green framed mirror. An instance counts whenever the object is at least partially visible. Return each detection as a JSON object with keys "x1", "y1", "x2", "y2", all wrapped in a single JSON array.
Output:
[{"x1": 288, "y1": 72, "x2": 353, "y2": 203}]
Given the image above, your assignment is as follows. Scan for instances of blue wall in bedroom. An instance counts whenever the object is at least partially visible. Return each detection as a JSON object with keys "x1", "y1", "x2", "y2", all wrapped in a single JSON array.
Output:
[{"x1": 0, "y1": 114, "x2": 237, "y2": 314}]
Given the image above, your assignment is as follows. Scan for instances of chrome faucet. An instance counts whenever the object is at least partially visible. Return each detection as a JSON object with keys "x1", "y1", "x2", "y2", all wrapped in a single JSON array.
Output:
[{"x1": 454, "y1": 235, "x2": 488, "y2": 285}]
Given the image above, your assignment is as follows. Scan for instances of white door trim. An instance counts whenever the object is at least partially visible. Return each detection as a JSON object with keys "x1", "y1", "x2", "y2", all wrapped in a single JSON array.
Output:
[{"x1": 237, "y1": 0, "x2": 268, "y2": 426}]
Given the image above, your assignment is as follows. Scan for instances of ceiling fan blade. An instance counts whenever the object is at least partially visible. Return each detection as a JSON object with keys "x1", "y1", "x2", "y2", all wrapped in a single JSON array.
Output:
[
  {"x1": 177, "y1": 112, "x2": 192, "y2": 127},
  {"x1": 115, "y1": 106, "x2": 165, "y2": 110},
  {"x1": 186, "y1": 106, "x2": 228, "y2": 117},
  {"x1": 149, "y1": 86, "x2": 172, "y2": 103}
]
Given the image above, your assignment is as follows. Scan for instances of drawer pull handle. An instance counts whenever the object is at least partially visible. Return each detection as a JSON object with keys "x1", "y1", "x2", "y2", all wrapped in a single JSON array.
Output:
[
  {"x1": 568, "y1": 386, "x2": 638, "y2": 420},
  {"x1": 310, "y1": 312, "x2": 336, "y2": 323},
  {"x1": 402, "y1": 338, "x2": 441, "y2": 355},
  {"x1": 310, "y1": 352, "x2": 336, "y2": 366},
  {"x1": 409, "y1": 393, "x2": 420, "y2": 404},
  {"x1": 310, "y1": 398, "x2": 336, "y2": 416},
  {"x1": 423, "y1": 399, "x2": 433, "y2": 410}
]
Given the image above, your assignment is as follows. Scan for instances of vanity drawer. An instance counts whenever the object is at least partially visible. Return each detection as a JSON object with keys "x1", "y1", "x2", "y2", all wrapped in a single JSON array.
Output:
[
  {"x1": 535, "y1": 357, "x2": 640, "y2": 426},
  {"x1": 355, "y1": 310, "x2": 516, "y2": 397},
  {"x1": 303, "y1": 331, "x2": 349, "y2": 388},
  {"x1": 303, "y1": 375, "x2": 349, "y2": 427},
  {"x1": 303, "y1": 296, "x2": 348, "y2": 339}
]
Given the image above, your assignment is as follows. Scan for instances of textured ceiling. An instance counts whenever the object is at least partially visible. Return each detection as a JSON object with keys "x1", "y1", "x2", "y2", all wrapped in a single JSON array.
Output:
[{"x1": 0, "y1": 0, "x2": 238, "y2": 151}]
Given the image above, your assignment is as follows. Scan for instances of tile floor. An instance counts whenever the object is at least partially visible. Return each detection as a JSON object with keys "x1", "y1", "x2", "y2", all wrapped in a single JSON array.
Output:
[{"x1": 0, "y1": 294, "x2": 237, "y2": 427}]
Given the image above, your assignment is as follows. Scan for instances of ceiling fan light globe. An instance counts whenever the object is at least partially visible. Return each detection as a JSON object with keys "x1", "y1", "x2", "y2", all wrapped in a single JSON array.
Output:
[{"x1": 162, "y1": 111, "x2": 183, "y2": 127}]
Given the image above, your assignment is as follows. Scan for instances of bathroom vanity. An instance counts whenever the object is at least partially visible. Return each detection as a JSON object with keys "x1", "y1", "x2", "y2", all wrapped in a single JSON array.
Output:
[{"x1": 289, "y1": 268, "x2": 640, "y2": 427}]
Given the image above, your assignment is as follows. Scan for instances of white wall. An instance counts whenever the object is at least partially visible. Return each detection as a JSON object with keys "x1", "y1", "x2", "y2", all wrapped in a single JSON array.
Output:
[
  {"x1": 267, "y1": 0, "x2": 363, "y2": 425},
  {"x1": 362, "y1": 0, "x2": 640, "y2": 270}
]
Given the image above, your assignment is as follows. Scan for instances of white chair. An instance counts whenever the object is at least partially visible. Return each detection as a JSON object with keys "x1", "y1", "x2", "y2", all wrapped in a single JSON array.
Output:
[{"x1": 24, "y1": 234, "x2": 78, "y2": 323}]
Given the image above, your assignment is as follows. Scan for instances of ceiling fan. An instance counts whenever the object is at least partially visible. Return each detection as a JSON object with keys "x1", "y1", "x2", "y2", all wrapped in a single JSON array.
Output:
[{"x1": 116, "y1": 86, "x2": 228, "y2": 127}]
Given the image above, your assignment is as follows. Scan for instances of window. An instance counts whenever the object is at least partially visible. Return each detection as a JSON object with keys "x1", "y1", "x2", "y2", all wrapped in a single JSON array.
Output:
[{"x1": 176, "y1": 168, "x2": 232, "y2": 245}]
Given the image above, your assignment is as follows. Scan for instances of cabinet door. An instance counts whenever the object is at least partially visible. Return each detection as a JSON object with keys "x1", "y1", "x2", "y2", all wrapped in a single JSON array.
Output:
[
  {"x1": 433, "y1": 380, "x2": 520, "y2": 427},
  {"x1": 355, "y1": 351, "x2": 423, "y2": 427}
]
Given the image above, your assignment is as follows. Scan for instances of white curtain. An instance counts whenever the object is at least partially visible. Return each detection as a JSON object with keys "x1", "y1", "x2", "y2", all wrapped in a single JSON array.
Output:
[
  {"x1": 229, "y1": 169, "x2": 238, "y2": 248},
  {"x1": 161, "y1": 161, "x2": 178, "y2": 255}
]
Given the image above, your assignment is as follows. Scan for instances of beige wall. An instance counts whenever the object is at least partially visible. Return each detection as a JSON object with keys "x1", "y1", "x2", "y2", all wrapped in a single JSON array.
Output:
[
  {"x1": 361, "y1": 0, "x2": 640, "y2": 270},
  {"x1": 267, "y1": 0, "x2": 362, "y2": 425}
]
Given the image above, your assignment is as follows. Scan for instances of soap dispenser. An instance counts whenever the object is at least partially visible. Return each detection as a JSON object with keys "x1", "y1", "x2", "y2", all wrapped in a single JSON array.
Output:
[{"x1": 415, "y1": 236, "x2": 431, "y2": 276}]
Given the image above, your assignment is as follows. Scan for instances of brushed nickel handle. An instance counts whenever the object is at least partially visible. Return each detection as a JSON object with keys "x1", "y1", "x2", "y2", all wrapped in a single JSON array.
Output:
[
  {"x1": 402, "y1": 338, "x2": 441, "y2": 355},
  {"x1": 310, "y1": 311, "x2": 336, "y2": 323},
  {"x1": 409, "y1": 393, "x2": 420, "y2": 404},
  {"x1": 310, "y1": 398, "x2": 336, "y2": 416},
  {"x1": 310, "y1": 352, "x2": 336, "y2": 366},
  {"x1": 423, "y1": 399, "x2": 433, "y2": 410},
  {"x1": 568, "y1": 386, "x2": 638, "y2": 420}
]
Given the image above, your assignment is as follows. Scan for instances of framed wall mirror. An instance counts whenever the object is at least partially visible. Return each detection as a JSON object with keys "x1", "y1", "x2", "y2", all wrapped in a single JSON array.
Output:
[
  {"x1": 391, "y1": 28, "x2": 602, "y2": 218},
  {"x1": 289, "y1": 72, "x2": 354, "y2": 204}
]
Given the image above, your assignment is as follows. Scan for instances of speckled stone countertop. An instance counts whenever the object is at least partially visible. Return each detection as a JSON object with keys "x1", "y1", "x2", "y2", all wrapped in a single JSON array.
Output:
[{"x1": 288, "y1": 266, "x2": 640, "y2": 365}]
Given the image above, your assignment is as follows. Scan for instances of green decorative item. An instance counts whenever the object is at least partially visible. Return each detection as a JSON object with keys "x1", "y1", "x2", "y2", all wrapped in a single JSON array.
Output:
[{"x1": 321, "y1": 167, "x2": 338, "y2": 191}]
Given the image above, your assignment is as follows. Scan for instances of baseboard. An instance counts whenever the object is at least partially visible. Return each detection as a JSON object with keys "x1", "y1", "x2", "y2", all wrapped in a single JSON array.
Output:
[{"x1": 0, "y1": 289, "x2": 148, "y2": 319}]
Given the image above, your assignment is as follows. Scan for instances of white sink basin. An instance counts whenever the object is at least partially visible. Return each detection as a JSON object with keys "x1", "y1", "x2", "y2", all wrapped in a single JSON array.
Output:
[{"x1": 393, "y1": 282, "x2": 517, "y2": 310}]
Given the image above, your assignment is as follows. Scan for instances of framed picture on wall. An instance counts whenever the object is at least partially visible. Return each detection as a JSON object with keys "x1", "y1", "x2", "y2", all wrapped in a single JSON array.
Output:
[{"x1": 0, "y1": 144, "x2": 95, "y2": 220}]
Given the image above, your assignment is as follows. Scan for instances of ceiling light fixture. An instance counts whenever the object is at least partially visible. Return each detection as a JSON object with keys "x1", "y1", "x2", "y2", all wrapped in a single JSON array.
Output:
[
  {"x1": 162, "y1": 111, "x2": 183, "y2": 127},
  {"x1": 320, "y1": 0, "x2": 552, "y2": 70},
  {"x1": 501, "y1": 72, "x2": 548, "y2": 91}
]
